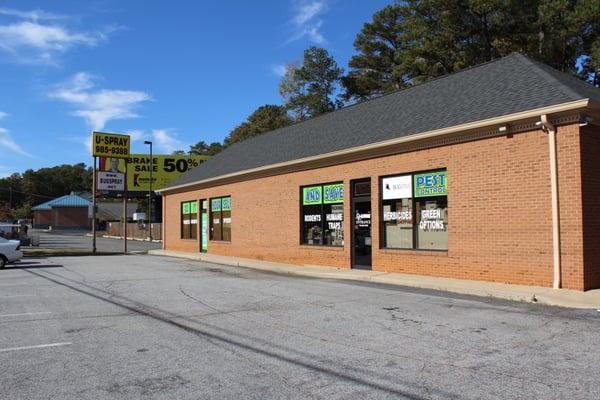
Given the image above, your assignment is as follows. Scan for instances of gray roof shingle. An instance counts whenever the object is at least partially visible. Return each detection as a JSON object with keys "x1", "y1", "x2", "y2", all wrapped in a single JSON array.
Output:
[{"x1": 165, "y1": 53, "x2": 599, "y2": 189}]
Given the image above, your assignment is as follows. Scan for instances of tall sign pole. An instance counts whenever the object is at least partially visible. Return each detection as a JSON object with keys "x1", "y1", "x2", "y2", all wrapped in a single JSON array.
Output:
[
  {"x1": 144, "y1": 140, "x2": 153, "y2": 241},
  {"x1": 123, "y1": 160, "x2": 128, "y2": 254},
  {"x1": 91, "y1": 131, "x2": 131, "y2": 254},
  {"x1": 92, "y1": 156, "x2": 97, "y2": 253}
]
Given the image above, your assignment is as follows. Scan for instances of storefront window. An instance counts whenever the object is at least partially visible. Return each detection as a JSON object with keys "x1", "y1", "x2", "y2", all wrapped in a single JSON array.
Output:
[
  {"x1": 301, "y1": 183, "x2": 344, "y2": 246},
  {"x1": 380, "y1": 170, "x2": 447, "y2": 251},
  {"x1": 381, "y1": 175, "x2": 413, "y2": 249},
  {"x1": 416, "y1": 197, "x2": 448, "y2": 250},
  {"x1": 210, "y1": 196, "x2": 231, "y2": 241},
  {"x1": 180, "y1": 200, "x2": 198, "y2": 239}
]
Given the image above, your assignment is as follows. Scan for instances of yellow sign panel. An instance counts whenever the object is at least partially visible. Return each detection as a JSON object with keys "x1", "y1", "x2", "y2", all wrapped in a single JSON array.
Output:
[
  {"x1": 100, "y1": 154, "x2": 209, "y2": 192},
  {"x1": 92, "y1": 132, "x2": 131, "y2": 158}
]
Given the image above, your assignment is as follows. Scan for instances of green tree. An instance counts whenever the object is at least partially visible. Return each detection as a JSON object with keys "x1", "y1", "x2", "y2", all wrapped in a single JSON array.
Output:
[
  {"x1": 224, "y1": 104, "x2": 292, "y2": 147},
  {"x1": 279, "y1": 64, "x2": 309, "y2": 121},
  {"x1": 189, "y1": 140, "x2": 224, "y2": 156},
  {"x1": 0, "y1": 163, "x2": 93, "y2": 219},
  {"x1": 341, "y1": 4, "x2": 410, "y2": 101},
  {"x1": 342, "y1": 0, "x2": 600, "y2": 101},
  {"x1": 280, "y1": 46, "x2": 343, "y2": 119}
]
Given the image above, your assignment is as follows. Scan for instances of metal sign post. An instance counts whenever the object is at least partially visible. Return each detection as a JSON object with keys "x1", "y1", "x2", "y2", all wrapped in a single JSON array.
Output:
[
  {"x1": 123, "y1": 160, "x2": 128, "y2": 254},
  {"x1": 92, "y1": 156, "x2": 97, "y2": 253}
]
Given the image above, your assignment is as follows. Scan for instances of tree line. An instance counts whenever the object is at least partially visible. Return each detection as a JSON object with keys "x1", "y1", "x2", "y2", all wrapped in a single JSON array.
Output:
[
  {"x1": 182, "y1": 0, "x2": 599, "y2": 155},
  {"x1": 0, "y1": 164, "x2": 92, "y2": 220}
]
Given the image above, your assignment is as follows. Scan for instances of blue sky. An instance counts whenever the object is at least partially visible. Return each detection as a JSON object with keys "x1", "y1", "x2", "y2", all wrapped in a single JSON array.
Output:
[{"x1": 0, "y1": 0, "x2": 391, "y2": 177}]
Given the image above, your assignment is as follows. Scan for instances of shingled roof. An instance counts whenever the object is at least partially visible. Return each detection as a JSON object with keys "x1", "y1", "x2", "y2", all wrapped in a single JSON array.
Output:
[{"x1": 164, "y1": 53, "x2": 600, "y2": 190}]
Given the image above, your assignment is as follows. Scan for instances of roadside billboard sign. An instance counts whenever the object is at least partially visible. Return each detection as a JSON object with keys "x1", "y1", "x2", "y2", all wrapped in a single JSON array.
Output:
[
  {"x1": 99, "y1": 154, "x2": 209, "y2": 192},
  {"x1": 97, "y1": 171, "x2": 125, "y2": 191},
  {"x1": 92, "y1": 132, "x2": 131, "y2": 158}
]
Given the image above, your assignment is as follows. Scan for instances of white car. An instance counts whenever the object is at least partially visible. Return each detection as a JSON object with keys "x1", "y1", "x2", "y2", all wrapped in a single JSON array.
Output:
[{"x1": 0, "y1": 237, "x2": 22, "y2": 268}]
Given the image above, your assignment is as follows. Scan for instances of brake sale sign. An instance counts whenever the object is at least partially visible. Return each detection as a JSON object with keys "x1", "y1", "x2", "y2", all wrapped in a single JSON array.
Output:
[
  {"x1": 100, "y1": 154, "x2": 210, "y2": 192},
  {"x1": 92, "y1": 132, "x2": 130, "y2": 158}
]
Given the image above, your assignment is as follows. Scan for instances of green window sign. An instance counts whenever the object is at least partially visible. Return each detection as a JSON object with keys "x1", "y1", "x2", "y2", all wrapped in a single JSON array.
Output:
[
  {"x1": 303, "y1": 186, "x2": 322, "y2": 205},
  {"x1": 414, "y1": 171, "x2": 447, "y2": 197},
  {"x1": 190, "y1": 201, "x2": 197, "y2": 214},
  {"x1": 182, "y1": 202, "x2": 190, "y2": 214},
  {"x1": 323, "y1": 183, "x2": 344, "y2": 204},
  {"x1": 211, "y1": 198, "x2": 221, "y2": 211},
  {"x1": 221, "y1": 197, "x2": 231, "y2": 211}
]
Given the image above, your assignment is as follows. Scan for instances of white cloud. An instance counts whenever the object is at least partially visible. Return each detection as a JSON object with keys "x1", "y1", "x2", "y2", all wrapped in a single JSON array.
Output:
[
  {"x1": 287, "y1": 1, "x2": 327, "y2": 45},
  {"x1": 152, "y1": 129, "x2": 185, "y2": 153},
  {"x1": 0, "y1": 8, "x2": 108, "y2": 64},
  {"x1": 0, "y1": 111, "x2": 7, "y2": 121},
  {"x1": 0, "y1": 127, "x2": 33, "y2": 157},
  {"x1": 50, "y1": 72, "x2": 151, "y2": 131},
  {"x1": 0, "y1": 8, "x2": 67, "y2": 21},
  {"x1": 271, "y1": 64, "x2": 287, "y2": 77},
  {"x1": 126, "y1": 129, "x2": 146, "y2": 142},
  {"x1": 293, "y1": 1, "x2": 324, "y2": 26}
]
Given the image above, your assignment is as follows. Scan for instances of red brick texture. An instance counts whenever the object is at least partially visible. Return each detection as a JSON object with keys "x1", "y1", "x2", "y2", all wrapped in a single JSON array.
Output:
[
  {"x1": 33, "y1": 210, "x2": 51, "y2": 228},
  {"x1": 51, "y1": 207, "x2": 91, "y2": 229},
  {"x1": 580, "y1": 124, "x2": 600, "y2": 290},
  {"x1": 163, "y1": 123, "x2": 595, "y2": 290}
]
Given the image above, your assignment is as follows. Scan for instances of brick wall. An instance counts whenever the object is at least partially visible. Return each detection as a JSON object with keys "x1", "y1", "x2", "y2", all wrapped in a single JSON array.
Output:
[
  {"x1": 51, "y1": 207, "x2": 91, "y2": 229},
  {"x1": 33, "y1": 210, "x2": 51, "y2": 228},
  {"x1": 580, "y1": 124, "x2": 600, "y2": 290},
  {"x1": 163, "y1": 123, "x2": 591, "y2": 290}
]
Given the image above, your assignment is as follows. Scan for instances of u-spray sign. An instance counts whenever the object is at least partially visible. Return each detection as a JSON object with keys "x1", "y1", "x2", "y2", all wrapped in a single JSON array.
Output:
[
  {"x1": 92, "y1": 132, "x2": 130, "y2": 158},
  {"x1": 414, "y1": 171, "x2": 447, "y2": 197}
]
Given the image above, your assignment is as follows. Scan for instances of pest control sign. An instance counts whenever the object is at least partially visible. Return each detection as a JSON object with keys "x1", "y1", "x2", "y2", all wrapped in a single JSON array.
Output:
[
  {"x1": 382, "y1": 175, "x2": 412, "y2": 199},
  {"x1": 92, "y1": 132, "x2": 130, "y2": 158},
  {"x1": 97, "y1": 171, "x2": 124, "y2": 191},
  {"x1": 414, "y1": 171, "x2": 447, "y2": 197}
]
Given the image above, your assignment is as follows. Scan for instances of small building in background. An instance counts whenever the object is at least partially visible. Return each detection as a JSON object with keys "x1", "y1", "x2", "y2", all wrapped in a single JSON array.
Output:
[{"x1": 32, "y1": 194, "x2": 91, "y2": 229}]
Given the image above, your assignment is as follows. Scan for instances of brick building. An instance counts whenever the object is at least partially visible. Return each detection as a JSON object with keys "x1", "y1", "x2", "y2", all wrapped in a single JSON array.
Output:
[
  {"x1": 32, "y1": 194, "x2": 91, "y2": 229},
  {"x1": 159, "y1": 54, "x2": 600, "y2": 291}
]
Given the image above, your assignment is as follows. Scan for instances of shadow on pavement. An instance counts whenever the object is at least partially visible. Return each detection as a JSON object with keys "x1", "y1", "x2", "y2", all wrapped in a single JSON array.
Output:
[{"x1": 4, "y1": 261, "x2": 64, "y2": 270}]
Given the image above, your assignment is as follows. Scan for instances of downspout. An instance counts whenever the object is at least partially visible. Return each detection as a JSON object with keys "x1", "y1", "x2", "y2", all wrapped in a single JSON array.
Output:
[{"x1": 540, "y1": 115, "x2": 561, "y2": 289}]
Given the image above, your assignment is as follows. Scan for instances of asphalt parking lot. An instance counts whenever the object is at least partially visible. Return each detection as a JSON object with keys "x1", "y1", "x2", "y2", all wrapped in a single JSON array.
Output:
[
  {"x1": 33, "y1": 230, "x2": 161, "y2": 253},
  {"x1": 1, "y1": 255, "x2": 599, "y2": 400}
]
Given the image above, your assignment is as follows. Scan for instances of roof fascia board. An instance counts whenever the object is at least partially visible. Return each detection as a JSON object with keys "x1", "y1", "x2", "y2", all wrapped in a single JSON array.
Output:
[{"x1": 160, "y1": 99, "x2": 589, "y2": 194}]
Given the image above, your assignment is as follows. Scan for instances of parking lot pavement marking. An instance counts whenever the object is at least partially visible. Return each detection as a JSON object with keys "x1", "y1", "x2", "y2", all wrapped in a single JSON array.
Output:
[
  {"x1": 0, "y1": 295, "x2": 36, "y2": 299},
  {"x1": 0, "y1": 342, "x2": 72, "y2": 353},
  {"x1": 0, "y1": 312, "x2": 51, "y2": 318}
]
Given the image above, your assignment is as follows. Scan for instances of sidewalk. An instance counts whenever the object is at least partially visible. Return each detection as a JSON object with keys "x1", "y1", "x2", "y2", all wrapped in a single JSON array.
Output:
[{"x1": 148, "y1": 249, "x2": 600, "y2": 310}]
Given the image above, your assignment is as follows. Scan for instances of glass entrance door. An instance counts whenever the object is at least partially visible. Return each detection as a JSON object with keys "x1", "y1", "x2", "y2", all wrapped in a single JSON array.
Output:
[
  {"x1": 352, "y1": 179, "x2": 372, "y2": 269},
  {"x1": 200, "y1": 199, "x2": 208, "y2": 253}
]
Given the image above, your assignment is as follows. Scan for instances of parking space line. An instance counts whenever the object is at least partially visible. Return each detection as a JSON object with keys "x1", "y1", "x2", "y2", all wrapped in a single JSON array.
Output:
[
  {"x1": 0, "y1": 342, "x2": 72, "y2": 353},
  {"x1": 0, "y1": 295, "x2": 36, "y2": 299},
  {"x1": 0, "y1": 312, "x2": 51, "y2": 318}
]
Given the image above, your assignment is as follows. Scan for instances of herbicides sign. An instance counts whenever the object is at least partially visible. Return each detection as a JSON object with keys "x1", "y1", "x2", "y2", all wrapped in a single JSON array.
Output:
[
  {"x1": 100, "y1": 154, "x2": 209, "y2": 192},
  {"x1": 92, "y1": 132, "x2": 130, "y2": 158}
]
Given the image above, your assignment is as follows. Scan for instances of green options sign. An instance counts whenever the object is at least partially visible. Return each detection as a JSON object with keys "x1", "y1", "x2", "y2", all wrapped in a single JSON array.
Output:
[{"x1": 414, "y1": 171, "x2": 447, "y2": 197}]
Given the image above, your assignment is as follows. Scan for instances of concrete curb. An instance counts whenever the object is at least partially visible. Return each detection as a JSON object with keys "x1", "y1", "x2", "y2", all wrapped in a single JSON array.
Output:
[{"x1": 148, "y1": 249, "x2": 600, "y2": 310}]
